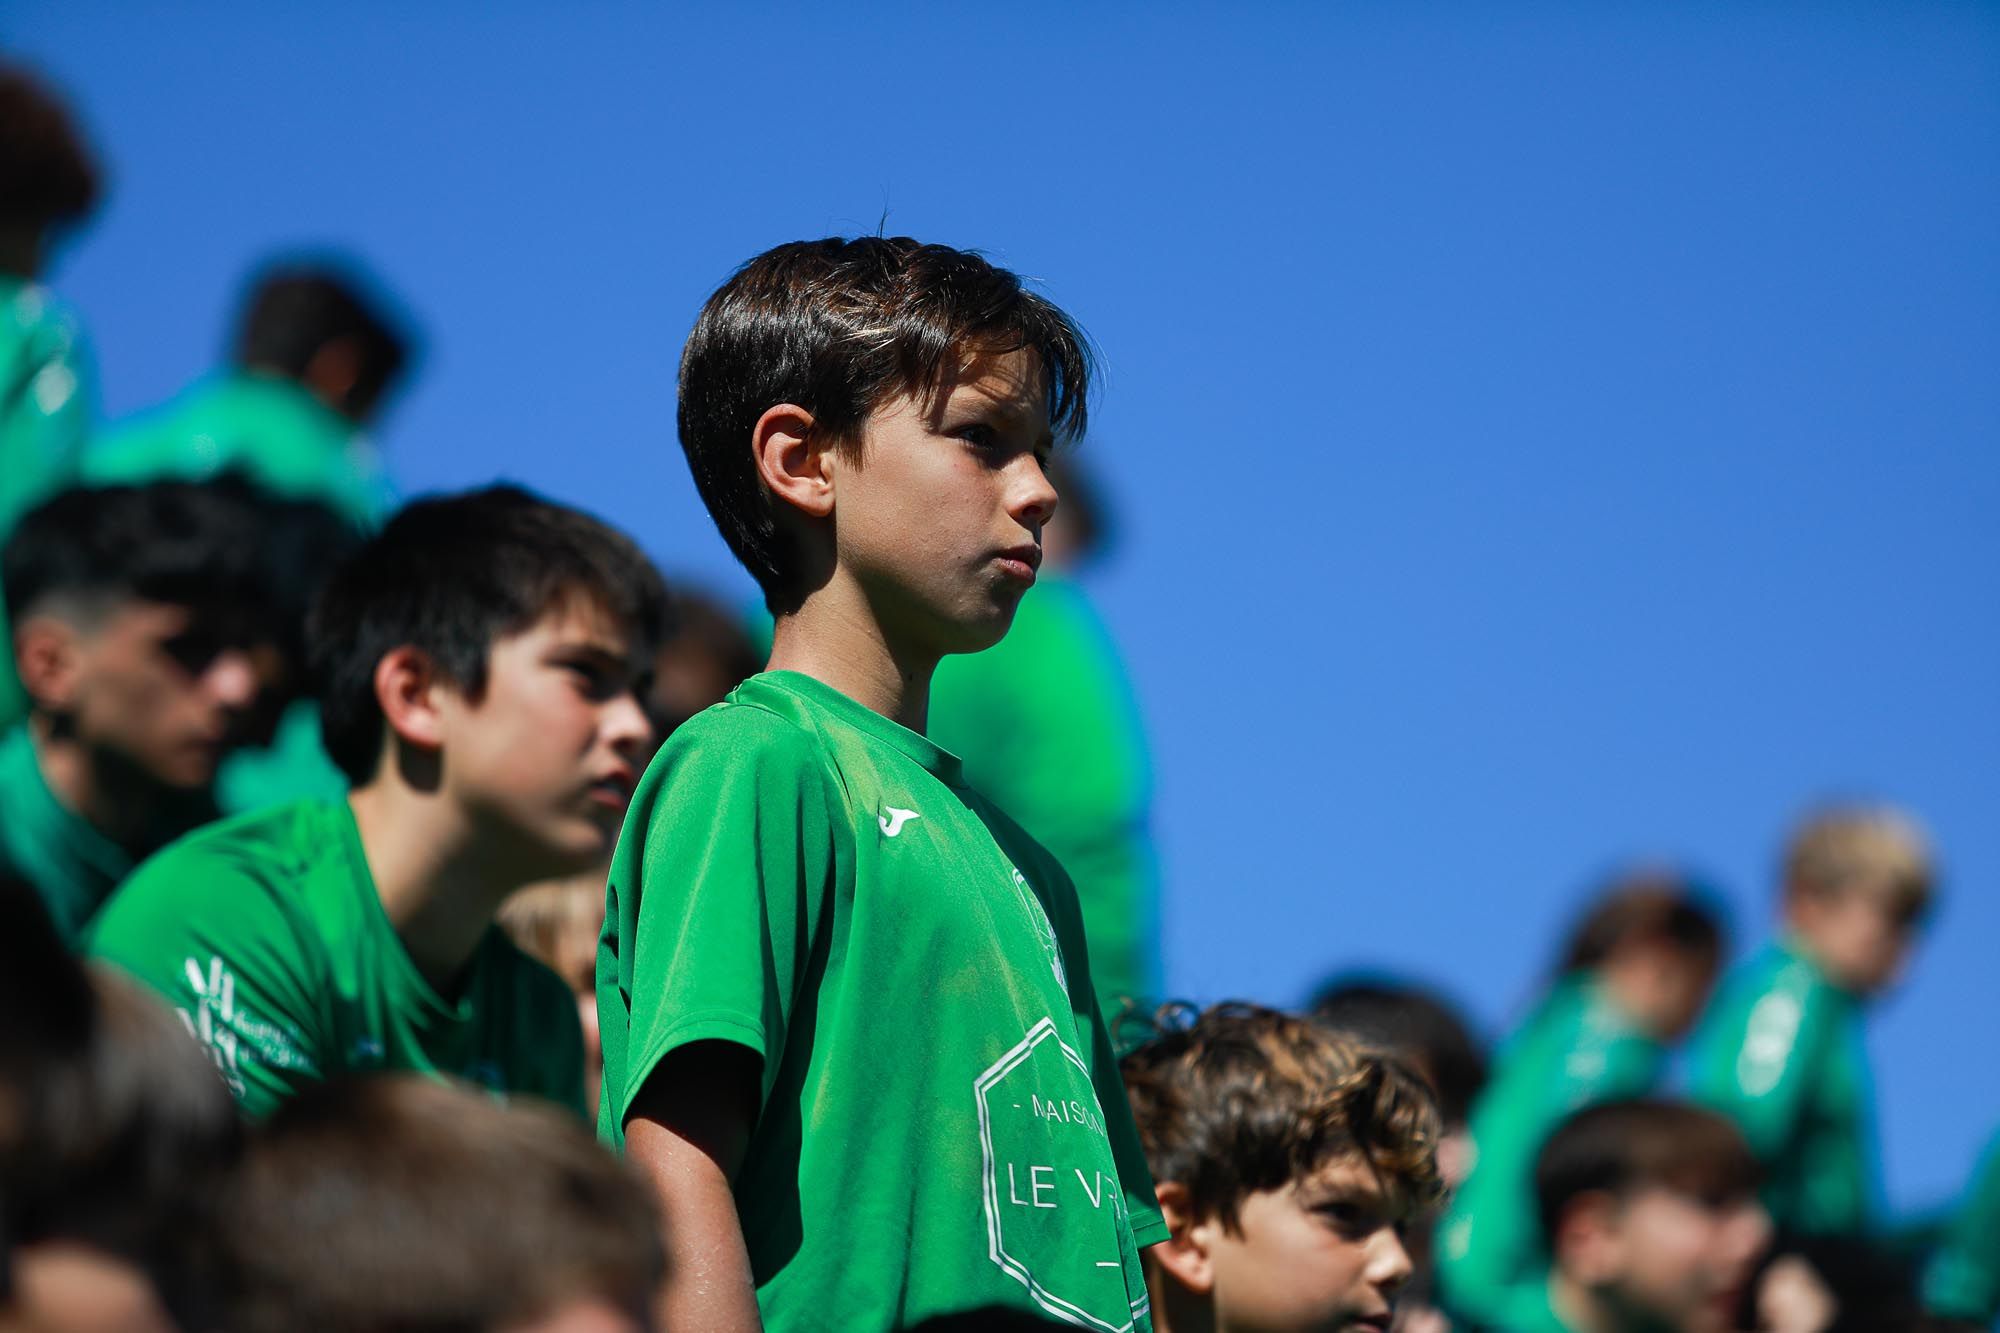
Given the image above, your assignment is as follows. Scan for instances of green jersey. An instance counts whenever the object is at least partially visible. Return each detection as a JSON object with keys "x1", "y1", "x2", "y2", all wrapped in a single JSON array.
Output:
[
  {"x1": 90, "y1": 799, "x2": 583, "y2": 1119},
  {"x1": 600, "y1": 671, "x2": 1166, "y2": 1332},
  {"x1": 84, "y1": 371, "x2": 390, "y2": 531},
  {"x1": 1690, "y1": 942, "x2": 1874, "y2": 1237},
  {"x1": 0, "y1": 277, "x2": 94, "y2": 728},
  {"x1": 929, "y1": 575, "x2": 1159, "y2": 1015},
  {"x1": 0, "y1": 725, "x2": 134, "y2": 944},
  {"x1": 1438, "y1": 975, "x2": 1666, "y2": 1326},
  {"x1": 1925, "y1": 1130, "x2": 2000, "y2": 1323}
]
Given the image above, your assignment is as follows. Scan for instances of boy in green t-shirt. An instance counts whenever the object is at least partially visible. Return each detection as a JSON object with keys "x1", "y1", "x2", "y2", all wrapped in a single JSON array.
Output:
[
  {"x1": 92, "y1": 486, "x2": 667, "y2": 1118},
  {"x1": 1117, "y1": 1002, "x2": 1444, "y2": 1333},
  {"x1": 0, "y1": 480, "x2": 281, "y2": 941},
  {"x1": 604, "y1": 237, "x2": 1168, "y2": 1330},
  {"x1": 1691, "y1": 805, "x2": 1934, "y2": 1242}
]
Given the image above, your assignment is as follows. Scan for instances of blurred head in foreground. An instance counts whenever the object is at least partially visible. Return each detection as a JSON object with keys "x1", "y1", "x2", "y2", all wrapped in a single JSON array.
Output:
[
  {"x1": 222, "y1": 1075, "x2": 665, "y2": 1333},
  {"x1": 0, "y1": 873, "x2": 243, "y2": 1332},
  {"x1": 1120, "y1": 1002, "x2": 1443, "y2": 1333}
]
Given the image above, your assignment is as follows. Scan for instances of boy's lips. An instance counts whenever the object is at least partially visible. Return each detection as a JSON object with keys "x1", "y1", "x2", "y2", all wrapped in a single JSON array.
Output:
[
  {"x1": 585, "y1": 767, "x2": 637, "y2": 809},
  {"x1": 992, "y1": 544, "x2": 1041, "y2": 583}
]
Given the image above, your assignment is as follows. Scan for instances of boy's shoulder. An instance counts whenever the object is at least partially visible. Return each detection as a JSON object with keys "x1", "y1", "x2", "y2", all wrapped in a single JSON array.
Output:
[{"x1": 93, "y1": 800, "x2": 350, "y2": 948}]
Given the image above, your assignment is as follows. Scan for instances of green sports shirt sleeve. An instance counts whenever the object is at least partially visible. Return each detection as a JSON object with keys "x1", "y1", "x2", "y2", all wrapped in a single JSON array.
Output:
[
  {"x1": 1925, "y1": 1129, "x2": 2000, "y2": 1323},
  {"x1": 89, "y1": 848, "x2": 331, "y2": 1117},
  {"x1": 599, "y1": 706, "x2": 838, "y2": 1143}
]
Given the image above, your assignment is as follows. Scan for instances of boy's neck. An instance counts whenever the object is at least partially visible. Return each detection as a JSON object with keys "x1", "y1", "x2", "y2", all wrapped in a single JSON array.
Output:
[
  {"x1": 29, "y1": 715, "x2": 187, "y2": 853},
  {"x1": 1548, "y1": 1272, "x2": 1634, "y2": 1333},
  {"x1": 766, "y1": 594, "x2": 938, "y2": 734},
  {"x1": 347, "y1": 777, "x2": 517, "y2": 996}
]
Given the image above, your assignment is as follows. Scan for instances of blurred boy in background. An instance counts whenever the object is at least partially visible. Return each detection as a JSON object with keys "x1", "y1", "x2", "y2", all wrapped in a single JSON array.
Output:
[
  {"x1": 1119, "y1": 1001, "x2": 1443, "y2": 1333},
  {"x1": 1519, "y1": 1099, "x2": 1829, "y2": 1333},
  {"x1": 0, "y1": 64, "x2": 102, "y2": 730},
  {"x1": 1692, "y1": 806, "x2": 1931, "y2": 1240},
  {"x1": 86, "y1": 258, "x2": 413, "y2": 531},
  {"x1": 91, "y1": 486, "x2": 667, "y2": 1118},
  {"x1": 0, "y1": 481, "x2": 284, "y2": 942},
  {"x1": 929, "y1": 456, "x2": 1160, "y2": 1015},
  {"x1": 222, "y1": 1076, "x2": 664, "y2": 1333},
  {"x1": 1439, "y1": 871, "x2": 1725, "y2": 1328}
]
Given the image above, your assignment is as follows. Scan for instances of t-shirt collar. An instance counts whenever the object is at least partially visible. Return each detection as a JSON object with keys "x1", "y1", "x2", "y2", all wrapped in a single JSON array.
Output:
[{"x1": 758, "y1": 671, "x2": 964, "y2": 783}]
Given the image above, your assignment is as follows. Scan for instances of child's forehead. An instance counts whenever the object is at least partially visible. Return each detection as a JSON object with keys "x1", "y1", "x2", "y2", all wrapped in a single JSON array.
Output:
[
  {"x1": 509, "y1": 593, "x2": 639, "y2": 657},
  {"x1": 906, "y1": 346, "x2": 1051, "y2": 425},
  {"x1": 1291, "y1": 1154, "x2": 1414, "y2": 1213}
]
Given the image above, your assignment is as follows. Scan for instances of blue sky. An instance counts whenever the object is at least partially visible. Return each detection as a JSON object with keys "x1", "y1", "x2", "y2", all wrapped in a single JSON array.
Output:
[{"x1": 13, "y1": 1, "x2": 1997, "y2": 1211}]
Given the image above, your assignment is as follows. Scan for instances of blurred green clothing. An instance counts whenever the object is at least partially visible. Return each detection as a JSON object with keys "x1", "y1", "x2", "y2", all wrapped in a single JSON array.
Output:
[
  {"x1": 1504, "y1": 1285, "x2": 1576, "y2": 1333},
  {"x1": 84, "y1": 371, "x2": 390, "y2": 530},
  {"x1": 1925, "y1": 1130, "x2": 2000, "y2": 1323},
  {"x1": 0, "y1": 724, "x2": 131, "y2": 944},
  {"x1": 1690, "y1": 941, "x2": 1874, "y2": 1238},
  {"x1": 0, "y1": 277, "x2": 96, "y2": 728},
  {"x1": 1438, "y1": 975, "x2": 1666, "y2": 1327},
  {"x1": 928, "y1": 575, "x2": 1158, "y2": 1015},
  {"x1": 215, "y1": 699, "x2": 348, "y2": 816}
]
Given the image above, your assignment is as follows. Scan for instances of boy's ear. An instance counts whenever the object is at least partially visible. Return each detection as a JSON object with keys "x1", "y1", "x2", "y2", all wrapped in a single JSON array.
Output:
[
  {"x1": 14, "y1": 614, "x2": 86, "y2": 712},
  {"x1": 751, "y1": 403, "x2": 836, "y2": 520},
  {"x1": 1148, "y1": 1181, "x2": 1218, "y2": 1297},
  {"x1": 1554, "y1": 1191, "x2": 1625, "y2": 1287},
  {"x1": 373, "y1": 645, "x2": 448, "y2": 756}
]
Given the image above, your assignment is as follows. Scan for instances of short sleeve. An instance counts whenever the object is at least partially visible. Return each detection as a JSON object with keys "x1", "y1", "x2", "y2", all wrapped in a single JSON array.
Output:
[
  {"x1": 88, "y1": 850, "x2": 330, "y2": 1118},
  {"x1": 605, "y1": 706, "x2": 839, "y2": 1136}
]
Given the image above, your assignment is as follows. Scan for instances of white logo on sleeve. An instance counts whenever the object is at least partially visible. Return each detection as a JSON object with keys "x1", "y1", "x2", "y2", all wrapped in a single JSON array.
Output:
[{"x1": 878, "y1": 807, "x2": 921, "y2": 837}]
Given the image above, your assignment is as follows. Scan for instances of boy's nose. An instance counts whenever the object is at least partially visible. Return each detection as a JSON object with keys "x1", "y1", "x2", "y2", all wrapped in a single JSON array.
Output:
[
  {"x1": 602, "y1": 691, "x2": 655, "y2": 758},
  {"x1": 1011, "y1": 457, "x2": 1059, "y2": 531},
  {"x1": 1368, "y1": 1227, "x2": 1415, "y2": 1293}
]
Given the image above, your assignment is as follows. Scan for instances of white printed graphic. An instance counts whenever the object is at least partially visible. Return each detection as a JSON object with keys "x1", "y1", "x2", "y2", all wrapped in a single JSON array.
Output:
[
  {"x1": 1008, "y1": 867, "x2": 1068, "y2": 991},
  {"x1": 878, "y1": 806, "x2": 922, "y2": 837},
  {"x1": 975, "y1": 1018, "x2": 1149, "y2": 1331},
  {"x1": 176, "y1": 954, "x2": 317, "y2": 1096}
]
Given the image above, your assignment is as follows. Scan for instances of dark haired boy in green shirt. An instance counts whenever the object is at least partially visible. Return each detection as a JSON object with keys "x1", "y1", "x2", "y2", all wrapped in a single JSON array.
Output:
[
  {"x1": 605, "y1": 237, "x2": 1166, "y2": 1332},
  {"x1": 92, "y1": 486, "x2": 667, "y2": 1118}
]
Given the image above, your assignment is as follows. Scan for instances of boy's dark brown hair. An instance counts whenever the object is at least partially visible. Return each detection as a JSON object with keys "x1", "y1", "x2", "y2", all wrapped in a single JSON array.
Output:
[
  {"x1": 677, "y1": 235, "x2": 1094, "y2": 612},
  {"x1": 0, "y1": 64, "x2": 100, "y2": 235},
  {"x1": 1118, "y1": 1002, "x2": 1443, "y2": 1232},
  {"x1": 1557, "y1": 867, "x2": 1726, "y2": 976},
  {"x1": 1534, "y1": 1098, "x2": 1762, "y2": 1249},
  {"x1": 307, "y1": 484, "x2": 671, "y2": 784},
  {"x1": 222, "y1": 1075, "x2": 665, "y2": 1333}
]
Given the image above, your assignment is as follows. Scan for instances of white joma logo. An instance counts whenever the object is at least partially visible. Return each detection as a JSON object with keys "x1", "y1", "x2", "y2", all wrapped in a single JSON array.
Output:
[{"x1": 878, "y1": 807, "x2": 920, "y2": 837}]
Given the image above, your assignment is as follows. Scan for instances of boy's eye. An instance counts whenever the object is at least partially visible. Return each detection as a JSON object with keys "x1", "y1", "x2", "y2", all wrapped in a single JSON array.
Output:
[
  {"x1": 560, "y1": 660, "x2": 622, "y2": 700},
  {"x1": 955, "y1": 423, "x2": 1000, "y2": 449}
]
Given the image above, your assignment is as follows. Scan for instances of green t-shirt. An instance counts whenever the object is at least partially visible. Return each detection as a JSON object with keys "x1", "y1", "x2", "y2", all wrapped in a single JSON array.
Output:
[
  {"x1": 84, "y1": 371, "x2": 390, "y2": 531},
  {"x1": 1690, "y1": 942, "x2": 1874, "y2": 1237},
  {"x1": 90, "y1": 799, "x2": 584, "y2": 1119},
  {"x1": 1438, "y1": 975, "x2": 1666, "y2": 1327},
  {"x1": 599, "y1": 671, "x2": 1167, "y2": 1332},
  {"x1": 0, "y1": 277, "x2": 95, "y2": 729},
  {"x1": 1926, "y1": 1129, "x2": 2000, "y2": 1323},
  {"x1": 929, "y1": 575, "x2": 1159, "y2": 1016},
  {"x1": 0, "y1": 725, "x2": 134, "y2": 944}
]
